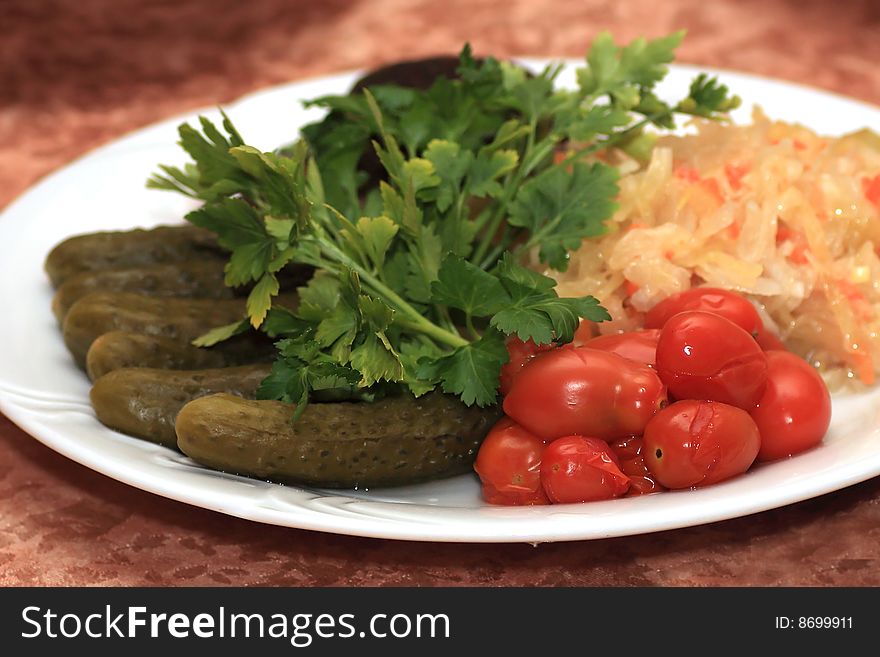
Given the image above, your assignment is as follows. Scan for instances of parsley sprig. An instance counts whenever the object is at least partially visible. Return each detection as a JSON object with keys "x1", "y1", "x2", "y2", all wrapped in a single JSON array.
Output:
[{"x1": 148, "y1": 31, "x2": 739, "y2": 414}]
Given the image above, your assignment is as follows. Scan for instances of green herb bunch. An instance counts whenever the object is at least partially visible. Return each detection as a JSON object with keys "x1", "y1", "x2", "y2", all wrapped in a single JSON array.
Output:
[{"x1": 148, "y1": 31, "x2": 739, "y2": 415}]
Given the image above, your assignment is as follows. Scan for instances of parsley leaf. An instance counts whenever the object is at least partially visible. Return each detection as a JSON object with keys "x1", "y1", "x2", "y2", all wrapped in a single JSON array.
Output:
[
  {"x1": 350, "y1": 331, "x2": 404, "y2": 387},
  {"x1": 676, "y1": 73, "x2": 742, "y2": 117},
  {"x1": 508, "y1": 162, "x2": 620, "y2": 270},
  {"x1": 246, "y1": 273, "x2": 280, "y2": 328},
  {"x1": 419, "y1": 329, "x2": 508, "y2": 406},
  {"x1": 491, "y1": 286, "x2": 610, "y2": 344},
  {"x1": 191, "y1": 319, "x2": 250, "y2": 347},
  {"x1": 430, "y1": 254, "x2": 509, "y2": 316},
  {"x1": 578, "y1": 31, "x2": 684, "y2": 103}
]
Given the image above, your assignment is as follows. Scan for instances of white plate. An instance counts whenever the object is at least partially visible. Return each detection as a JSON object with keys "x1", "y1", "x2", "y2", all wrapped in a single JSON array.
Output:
[{"x1": 2, "y1": 61, "x2": 880, "y2": 544}]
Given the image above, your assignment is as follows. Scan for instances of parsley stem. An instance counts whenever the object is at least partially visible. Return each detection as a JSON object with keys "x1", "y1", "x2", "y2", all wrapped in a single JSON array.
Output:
[
  {"x1": 556, "y1": 111, "x2": 667, "y2": 168},
  {"x1": 370, "y1": 282, "x2": 468, "y2": 348},
  {"x1": 453, "y1": 191, "x2": 467, "y2": 250},
  {"x1": 465, "y1": 314, "x2": 480, "y2": 341},
  {"x1": 471, "y1": 207, "x2": 506, "y2": 268},
  {"x1": 436, "y1": 304, "x2": 459, "y2": 334},
  {"x1": 471, "y1": 121, "x2": 534, "y2": 266},
  {"x1": 515, "y1": 212, "x2": 565, "y2": 255},
  {"x1": 471, "y1": 167, "x2": 523, "y2": 267},
  {"x1": 471, "y1": 117, "x2": 551, "y2": 268},
  {"x1": 318, "y1": 241, "x2": 469, "y2": 349},
  {"x1": 469, "y1": 206, "x2": 494, "y2": 240},
  {"x1": 479, "y1": 230, "x2": 519, "y2": 270}
]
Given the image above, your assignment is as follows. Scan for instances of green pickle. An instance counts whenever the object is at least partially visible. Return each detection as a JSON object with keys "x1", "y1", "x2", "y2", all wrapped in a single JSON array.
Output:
[
  {"x1": 90, "y1": 364, "x2": 273, "y2": 449},
  {"x1": 52, "y1": 261, "x2": 233, "y2": 324},
  {"x1": 45, "y1": 224, "x2": 224, "y2": 288},
  {"x1": 175, "y1": 393, "x2": 501, "y2": 488},
  {"x1": 62, "y1": 290, "x2": 300, "y2": 369},
  {"x1": 85, "y1": 330, "x2": 275, "y2": 381},
  {"x1": 62, "y1": 292, "x2": 251, "y2": 369}
]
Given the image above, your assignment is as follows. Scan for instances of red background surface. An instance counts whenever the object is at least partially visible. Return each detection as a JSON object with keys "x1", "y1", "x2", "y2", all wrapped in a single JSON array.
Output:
[{"x1": 2, "y1": 0, "x2": 880, "y2": 585}]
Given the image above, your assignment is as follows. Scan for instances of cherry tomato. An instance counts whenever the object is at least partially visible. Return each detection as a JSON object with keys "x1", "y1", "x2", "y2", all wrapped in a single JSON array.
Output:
[
  {"x1": 498, "y1": 337, "x2": 554, "y2": 396},
  {"x1": 645, "y1": 287, "x2": 763, "y2": 336},
  {"x1": 655, "y1": 310, "x2": 768, "y2": 409},
  {"x1": 473, "y1": 417, "x2": 549, "y2": 505},
  {"x1": 481, "y1": 481, "x2": 549, "y2": 506},
  {"x1": 503, "y1": 347, "x2": 667, "y2": 441},
  {"x1": 609, "y1": 435, "x2": 644, "y2": 461},
  {"x1": 610, "y1": 436, "x2": 666, "y2": 495},
  {"x1": 751, "y1": 350, "x2": 832, "y2": 461},
  {"x1": 619, "y1": 457, "x2": 665, "y2": 495},
  {"x1": 583, "y1": 329, "x2": 661, "y2": 367},
  {"x1": 540, "y1": 435, "x2": 630, "y2": 503},
  {"x1": 642, "y1": 400, "x2": 761, "y2": 489}
]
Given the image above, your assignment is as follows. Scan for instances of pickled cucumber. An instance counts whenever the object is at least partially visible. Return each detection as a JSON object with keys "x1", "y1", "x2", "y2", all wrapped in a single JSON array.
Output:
[
  {"x1": 62, "y1": 292, "x2": 246, "y2": 369},
  {"x1": 52, "y1": 261, "x2": 233, "y2": 323},
  {"x1": 62, "y1": 291, "x2": 299, "y2": 369},
  {"x1": 45, "y1": 224, "x2": 224, "y2": 287},
  {"x1": 90, "y1": 364, "x2": 272, "y2": 449},
  {"x1": 85, "y1": 330, "x2": 276, "y2": 381},
  {"x1": 175, "y1": 392, "x2": 501, "y2": 488}
]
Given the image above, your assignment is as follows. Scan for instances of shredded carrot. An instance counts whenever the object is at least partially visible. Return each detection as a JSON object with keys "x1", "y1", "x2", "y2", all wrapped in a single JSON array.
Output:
[
  {"x1": 776, "y1": 225, "x2": 810, "y2": 264},
  {"x1": 790, "y1": 248, "x2": 809, "y2": 265},
  {"x1": 862, "y1": 174, "x2": 880, "y2": 206},
  {"x1": 831, "y1": 279, "x2": 875, "y2": 384},
  {"x1": 837, "y1": 279, "x2": 866, "y2": 303},
  {"x1": 674, "y1": 166, "x2": 701, "y2": 182},
  {"x1": 624, "y1": 280, "x2": 640, "y2": 297},
  {"x1": 836, "y1": 280, "x2": 874, "y2": 322},
  {"x1": 851, "y1": 349, "x2": 876, "y2": 386},
  {"x1": 724, "y1": 162, "x2": 749, "y2": 190},
  {"x1": 680, "y1": 176, "x2": 724, "y2": 217},
  {"x1": 700, "y1": 177, "x2": 723, "y2": 203}
]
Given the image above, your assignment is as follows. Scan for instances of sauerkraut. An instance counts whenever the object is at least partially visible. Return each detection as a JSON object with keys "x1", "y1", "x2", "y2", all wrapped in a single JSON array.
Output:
[{"x1": 551, "y1": 110, "x2": 880, "y2": 390}]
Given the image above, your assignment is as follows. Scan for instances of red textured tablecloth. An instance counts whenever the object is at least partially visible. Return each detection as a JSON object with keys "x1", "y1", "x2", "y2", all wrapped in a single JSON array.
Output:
[{"x1": 2, "y1": 0, "x2": 880, "y2": 586}]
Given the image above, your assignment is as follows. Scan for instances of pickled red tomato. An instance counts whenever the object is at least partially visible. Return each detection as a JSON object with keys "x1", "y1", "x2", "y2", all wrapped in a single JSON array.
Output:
[
  {"x1": 655, "y1": 311, "x2": 768, "y2": 409},
  {"x1": 498, "y1": 337, "x2": 555, "y2": 396},
  {"x1": 642, "y1": 400, "x2": 761, "y2": 489},
  {"x1": 645, "y1": 287, "x2": 789, "y2": 353},
  {"x1": 583, "y1": 329, "x2": 661, "y2": 367},
  {"x1": 610, "y1": 436, "x2": 665, "y2": 495},
  {"x1": 645, "y1": 287, "x2": 763, "y2": 336},
  {"x1": 540, "y1": 436, "x2": 630, "y2": 503},
  {"x1": 473, "y1": 417, "x2": 549, "y2": 505},
  {"x1": 751, "y1": 350, "x2": 831, "y2": 462},
  {"x1": 503, "y1": 347, "x2": 667, "y2": 442}
]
